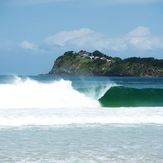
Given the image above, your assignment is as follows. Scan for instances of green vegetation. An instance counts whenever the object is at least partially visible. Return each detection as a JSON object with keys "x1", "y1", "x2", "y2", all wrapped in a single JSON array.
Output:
[{"x1": 49, "y1": 50, "x2": 163, "y2": 76}]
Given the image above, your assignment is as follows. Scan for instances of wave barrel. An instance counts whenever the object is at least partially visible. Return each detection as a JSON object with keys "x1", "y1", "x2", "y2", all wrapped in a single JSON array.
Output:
[{"x1": 99, "y1": 86, "x2": 163, "y2": 107}]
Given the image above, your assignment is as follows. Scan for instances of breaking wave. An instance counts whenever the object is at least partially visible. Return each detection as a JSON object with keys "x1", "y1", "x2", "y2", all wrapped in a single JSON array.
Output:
[
  {"x1": 0, "y1": 76, "x2": 100, "y2": 109},
  {"x1": 99, "y1": 86, "x2": 163, "y2": 107},
  {"x1": 0, "y1": 76, "x2": 163, "y2": 127}
]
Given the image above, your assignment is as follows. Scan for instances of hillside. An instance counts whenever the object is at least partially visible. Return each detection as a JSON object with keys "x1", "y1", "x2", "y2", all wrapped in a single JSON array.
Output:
[{"x1": 49, "y1": 50, "x2": 163, "y2": 76}]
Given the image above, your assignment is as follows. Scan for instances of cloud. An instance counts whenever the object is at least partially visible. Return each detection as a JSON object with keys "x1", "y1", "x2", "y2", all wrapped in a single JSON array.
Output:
[
  {"x1": 126, "y1": 26, "x2": 163, "y2": 50},
  {"x1": 127, "y1": 26, "x2": 150, "y2": 37},
  {"x1": 45, "y1": 28, "x2": 127, "y2": 51},
  {"x1": 20, "y1": 41, "x2": 38, "y2": 50},
  {"x1": 45, "y1": 26, "x2": 163, "y2": 51},
  {"x1": 45, "y1": 28, "x2": 94, "y2": 46}
]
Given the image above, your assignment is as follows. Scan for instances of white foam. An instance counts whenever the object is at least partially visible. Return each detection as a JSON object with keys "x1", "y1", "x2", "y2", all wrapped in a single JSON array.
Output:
[
  {"x1": 0, "y1": 77, "x2": 163, "y2": 127},
  {"x1": 0, "y1": 107, "x2": 163, "y2": 127},
  {"x1": 0, "y1": 77, "x2": 100, "y2": 109}
]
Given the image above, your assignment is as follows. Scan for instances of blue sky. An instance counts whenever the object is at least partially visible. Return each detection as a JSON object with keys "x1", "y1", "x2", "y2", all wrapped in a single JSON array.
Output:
[{"x1": 0, "y1": 0, "x2": 163, "y2": 74}]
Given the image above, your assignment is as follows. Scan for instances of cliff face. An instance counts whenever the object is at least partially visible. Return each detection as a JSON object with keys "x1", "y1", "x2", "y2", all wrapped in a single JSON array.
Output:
[{"x1": 49, "y1": 50, "x2": 163, "y2": 76}]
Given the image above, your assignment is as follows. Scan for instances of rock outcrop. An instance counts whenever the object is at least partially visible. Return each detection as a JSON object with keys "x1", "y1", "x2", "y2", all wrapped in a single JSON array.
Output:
[{"x1": 49, "y1": 50, "x2": 163, "y2": 76}]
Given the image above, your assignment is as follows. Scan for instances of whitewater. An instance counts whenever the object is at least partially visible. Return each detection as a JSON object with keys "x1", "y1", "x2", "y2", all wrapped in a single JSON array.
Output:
[
  {"x1": 0, "y1": 76, "x2": 163, "y2": 127},
  {"x1": 1, "y1": 75, "x2": 163, "y2": 162}
]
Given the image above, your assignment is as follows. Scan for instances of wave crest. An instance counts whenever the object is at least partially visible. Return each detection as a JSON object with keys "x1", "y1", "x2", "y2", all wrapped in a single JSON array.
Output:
[{"x1": 0, "y1": 77, "x2": 100, "y2": 109}]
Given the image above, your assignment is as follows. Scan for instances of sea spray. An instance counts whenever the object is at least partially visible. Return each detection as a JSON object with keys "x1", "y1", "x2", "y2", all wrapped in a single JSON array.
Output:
[
  {"x1": 76, "y1": 80, "x2": 116, "y2": 100},
  {"x1": 0, "y1": 77, "x2": 100, "y2": 109},
  {"x1": 0, "y1": 76, "x2": 163, "y2": 127}
]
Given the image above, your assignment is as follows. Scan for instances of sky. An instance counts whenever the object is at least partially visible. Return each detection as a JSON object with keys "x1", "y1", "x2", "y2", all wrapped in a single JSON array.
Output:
[{"x1": 0, "y1": 0, "x2": 163, "y2": 74}]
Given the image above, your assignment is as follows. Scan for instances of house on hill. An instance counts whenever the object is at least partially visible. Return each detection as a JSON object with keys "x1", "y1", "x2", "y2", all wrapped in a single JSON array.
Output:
[{"x1": 78, "y1": 50, "x2": 90, "y2": 57}]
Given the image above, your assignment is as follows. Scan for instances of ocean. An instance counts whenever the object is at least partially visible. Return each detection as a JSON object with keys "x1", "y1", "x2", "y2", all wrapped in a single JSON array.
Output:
[{"x1": 0, "y1": 75, "x2": 163, "y2": 162}]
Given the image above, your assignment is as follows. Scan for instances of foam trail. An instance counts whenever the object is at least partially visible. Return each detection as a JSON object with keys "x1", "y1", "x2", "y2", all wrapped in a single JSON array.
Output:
[
  {"x1": 0, "y1": 107, "x2": 163, "y2": 127},
  {"x1": 0, "y1": 77, "x2": 100, "y2": 109}
]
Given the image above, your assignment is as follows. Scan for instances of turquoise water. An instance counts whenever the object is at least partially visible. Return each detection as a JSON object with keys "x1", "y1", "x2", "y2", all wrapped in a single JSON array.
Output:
[{"x1": 0, "y1": 75, "x2": 163, "y2": 162}]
